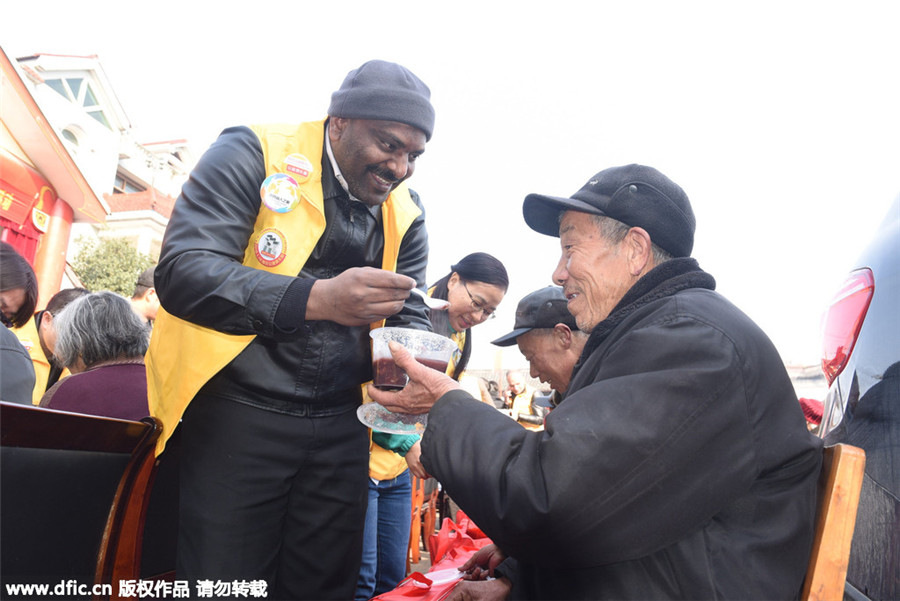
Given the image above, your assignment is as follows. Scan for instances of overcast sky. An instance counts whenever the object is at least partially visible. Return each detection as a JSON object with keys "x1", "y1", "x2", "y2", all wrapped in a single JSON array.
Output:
[{"x1": 3, "y1": 1, "x2": 899, "y2": 370}]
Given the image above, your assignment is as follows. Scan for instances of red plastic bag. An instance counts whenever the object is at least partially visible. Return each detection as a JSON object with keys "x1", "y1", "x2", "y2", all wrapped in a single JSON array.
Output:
[
  {"x1": 370, "y1": 570, "x2": 459, "y2": 601},
  {"x1": 428, "y1": 510, "x2": 492, "y2": 564},
  {"x1": 454, "y1": 509, "x2": 487, "y2": 540},
  {"x1": 372, "y1": 511, "x2": 493, "y2": 601}
]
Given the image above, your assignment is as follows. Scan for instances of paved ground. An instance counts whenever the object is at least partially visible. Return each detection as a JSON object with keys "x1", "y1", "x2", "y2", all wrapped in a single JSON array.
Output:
[{"x1": 409, "y1": 549, "x2": 432, "y2": 574}]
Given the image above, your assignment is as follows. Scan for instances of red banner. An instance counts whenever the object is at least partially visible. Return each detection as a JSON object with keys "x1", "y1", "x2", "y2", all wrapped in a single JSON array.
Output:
[{"x1": 0, "y1": 149, "x2": 55, "y2": 227}]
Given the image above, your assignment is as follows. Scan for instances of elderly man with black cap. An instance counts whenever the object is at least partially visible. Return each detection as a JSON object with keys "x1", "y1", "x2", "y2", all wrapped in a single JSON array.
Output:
[
  {"x1": 146, "y1": 60, "x2": 435, "y2": 599},
  {"x1": 370, "y1": 164, "x2": 823, "y2": 600},
  {"x1": 492, "y1": 286, "x2": 587, "y2": 417}
]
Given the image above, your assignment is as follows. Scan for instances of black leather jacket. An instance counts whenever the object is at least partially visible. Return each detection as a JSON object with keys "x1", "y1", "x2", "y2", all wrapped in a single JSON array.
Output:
[
  {"x1": 155, "y1": 125, "x2": 431, "y2": 412},
  {"x1": 424, "y1": 264, "x2": 821, "y2": 599}
]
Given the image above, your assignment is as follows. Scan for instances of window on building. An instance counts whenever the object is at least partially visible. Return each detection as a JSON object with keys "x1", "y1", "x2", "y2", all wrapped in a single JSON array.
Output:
[
  {"x1": 113, "y1": 174, "x2": 146, "y2": 194},
  {"x1": 61, "y1": 129, "x2": 79, "y2": 146},
  {"x1": 46, "y1": 79, "x2": 68, "y2": 98},
  {"x1": 43, "y1": 77, "x2": 113, "y2": 131}
]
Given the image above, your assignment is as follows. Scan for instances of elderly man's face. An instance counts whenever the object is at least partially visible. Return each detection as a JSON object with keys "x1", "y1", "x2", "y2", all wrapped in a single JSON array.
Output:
[
  {"x1": 38, "y1": 311, "x2": 58, "y2": 357},
  {"x1": 553, "y1": 211, "x2": 633, "y2": 331},
  {"x1": 329, "y1": 118, "x2": 426, "y2": 206},
  {"x1": 516, "y1": 329, "x2": 575, "y2": 393}
]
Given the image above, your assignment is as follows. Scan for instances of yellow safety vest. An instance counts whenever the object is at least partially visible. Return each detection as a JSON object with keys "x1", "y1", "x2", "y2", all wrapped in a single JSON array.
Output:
[{"x1": 146, "y1": 119, "x2": 421, "y2": 455}]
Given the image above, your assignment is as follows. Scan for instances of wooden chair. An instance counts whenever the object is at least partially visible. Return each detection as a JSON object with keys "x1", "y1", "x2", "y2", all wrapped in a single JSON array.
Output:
[
  {"x1": 407, "y1": 476, "x2": 440, "y2": 573},
  {"x1": 407, "y1": 475, "x2": 426, "y2": 570},
  {"x1": 801, "y1": 443, "x2": 866, "y2": 601},
  {"x1": 1, "y1": 401, "x2": 161, "y2": 600},
  {"x1": 422, "y1": 485, "x2": 438, "y2": 555},
  {"x1": 137, "y1": 427, "x2": 180, "y2": 583}
]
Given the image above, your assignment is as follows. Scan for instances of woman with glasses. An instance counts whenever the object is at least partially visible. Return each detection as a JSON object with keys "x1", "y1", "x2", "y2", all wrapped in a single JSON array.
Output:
[
  {"x1": 356, "y1": 252, "x2": 508, "y2": 601},
  {"x1": 425, "y1": 252, "x2": 508, "y2": 380}
]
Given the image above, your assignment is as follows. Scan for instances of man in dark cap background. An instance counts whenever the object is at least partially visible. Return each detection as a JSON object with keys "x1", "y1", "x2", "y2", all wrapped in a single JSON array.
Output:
[
  {"x1": 370, "y1": 164, "x2": 823, "y2": 600},
  {"x1": 491, "y1": 285, "x2": 587, "y2": 410},
  {"x1": 147, "y1": 60, "x2": 435, "y2": 599},
  {"x1": 129, "y1": 266, "x2": 159, "y2": 329}
]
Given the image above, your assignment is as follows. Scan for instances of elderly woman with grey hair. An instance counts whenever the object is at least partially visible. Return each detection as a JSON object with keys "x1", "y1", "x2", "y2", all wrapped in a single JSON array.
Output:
[{"x1": 39, "y1": 291, "x2": 150, "y2": 421}]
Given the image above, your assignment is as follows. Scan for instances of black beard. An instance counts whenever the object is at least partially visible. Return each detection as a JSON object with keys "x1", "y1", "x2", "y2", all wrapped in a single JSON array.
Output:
[{"x1": 370, "y1": 166, "x2": 399, "y2": 185}]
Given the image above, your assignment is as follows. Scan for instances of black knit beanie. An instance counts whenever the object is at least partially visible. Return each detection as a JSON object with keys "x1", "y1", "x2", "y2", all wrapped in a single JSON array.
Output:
[{"x1": 328, "y1": 60, "x2": 435, "y2": 141}]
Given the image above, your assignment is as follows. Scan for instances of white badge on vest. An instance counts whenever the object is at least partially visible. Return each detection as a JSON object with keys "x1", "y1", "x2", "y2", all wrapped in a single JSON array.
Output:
[
  {"x1": 283, "y1": 153, "x2": 314, "y2": 181},
  {"x1": 254, "y1": 227, "x2": 288, "y2": 267},
  {"x1": 260, "y1": 174, "x2": 300, "y2": 213}
]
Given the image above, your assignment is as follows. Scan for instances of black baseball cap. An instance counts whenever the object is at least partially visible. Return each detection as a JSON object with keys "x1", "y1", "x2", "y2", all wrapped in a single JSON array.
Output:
[
  {"x1": 491, "y1": 286, "x2": 578, "y2": 347},
  {"x1": 522, "y1": 164, "x2": 696, "y2": 258}
]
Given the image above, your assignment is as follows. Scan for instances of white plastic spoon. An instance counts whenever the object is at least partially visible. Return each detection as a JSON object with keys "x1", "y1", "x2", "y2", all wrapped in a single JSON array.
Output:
[{"x1": 410, "y1": 287, "x2": 450, "y2": 309}]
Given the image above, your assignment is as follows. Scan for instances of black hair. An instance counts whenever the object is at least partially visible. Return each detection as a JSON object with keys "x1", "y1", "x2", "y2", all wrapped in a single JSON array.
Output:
[
  {"x1": 46, "y1": 287, "x2": 90, "y2": 314},
  {"x1": 429, "y1": 252, "x2": 508, "y2": 380},
  {"x1": 0, "y1": 242, "x2": 39, "y2": 328}
]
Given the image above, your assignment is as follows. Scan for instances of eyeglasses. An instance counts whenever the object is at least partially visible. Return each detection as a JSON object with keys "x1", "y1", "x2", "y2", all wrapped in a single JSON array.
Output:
[{"x1": 462, "y1": 281, "x2": 497, "y2": 320}]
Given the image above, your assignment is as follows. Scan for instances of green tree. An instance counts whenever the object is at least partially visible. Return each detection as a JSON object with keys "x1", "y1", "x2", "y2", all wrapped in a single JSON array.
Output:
[{"x1": 71, "y1": 237, "x2": 154, "y2": 296}]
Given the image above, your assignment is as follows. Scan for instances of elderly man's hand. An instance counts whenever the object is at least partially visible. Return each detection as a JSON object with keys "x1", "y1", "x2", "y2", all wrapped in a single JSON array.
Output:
[
  {"x1": 445, "y1": 578, "x2": 512, "y2": 601},
  {"x1": 366, "y1": 340, "x2": 460, "y2": 414},
  {"x1": 459, "y1": 544, "x2": 506, "y2": 580}
]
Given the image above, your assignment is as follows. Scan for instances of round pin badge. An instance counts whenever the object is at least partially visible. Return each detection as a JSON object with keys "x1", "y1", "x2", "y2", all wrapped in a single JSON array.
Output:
[
  {"x1": 260, "y1": 173, "x2": 300, "y2": 213},
  {"x1": 283, "y1": 154, "x2": 314, "y2": 181},
  {"x1": 254, "y1": 228, "x2": 288, "y2": 267}
]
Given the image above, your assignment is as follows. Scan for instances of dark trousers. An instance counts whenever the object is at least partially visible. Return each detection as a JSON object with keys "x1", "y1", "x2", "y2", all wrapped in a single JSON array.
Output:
[{"x1": 176, "y1": 393, "x2": 370, "y2": 600}]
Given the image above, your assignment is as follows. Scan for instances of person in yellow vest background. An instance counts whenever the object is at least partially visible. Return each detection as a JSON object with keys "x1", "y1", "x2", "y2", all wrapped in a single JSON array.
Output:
[
  {"x1": 146, "y1": 60, "x2": 435, "y2": 600},
  {"x1": 1, "y1": 241, "x2": 38, "y2": 404},
  {"x1": 1, "y1": 241, "x2": 38, "y2": 333},
  {"x1": 2, "y1": 242, "x2": 89, "y2": 405},
  {"x1": 357, "y1": 253, "x2": 508, "y2": 600},
  {"x1": 503, "y1": 369, "x2": 541, "y2": 428}
]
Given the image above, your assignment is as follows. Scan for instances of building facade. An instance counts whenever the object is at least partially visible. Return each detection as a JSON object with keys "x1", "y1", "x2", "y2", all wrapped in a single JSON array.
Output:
[{"x1": 0, "y1": 47, "x2": 190, "y2": 306}]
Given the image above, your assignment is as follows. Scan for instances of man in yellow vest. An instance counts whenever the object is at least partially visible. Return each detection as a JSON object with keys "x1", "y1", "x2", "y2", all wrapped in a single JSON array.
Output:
[
  {"x1": 14, "y1": 287, "x2": 88, "y2": 405},
  {"x1": 503, "y1": 369, "x2": 540, "y2": 428},
  {"x1": 146, "y1": 60, "x2": 435, "y2": 600}
]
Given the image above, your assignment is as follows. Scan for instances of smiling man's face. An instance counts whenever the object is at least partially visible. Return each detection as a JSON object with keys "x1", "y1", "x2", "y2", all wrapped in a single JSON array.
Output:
[
  {"x1": 552, "y1": 211, "x2": 633, "y2": 331},
  {"x1": 329, "y1": 118, "x2": 426, "y2": 206}
]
